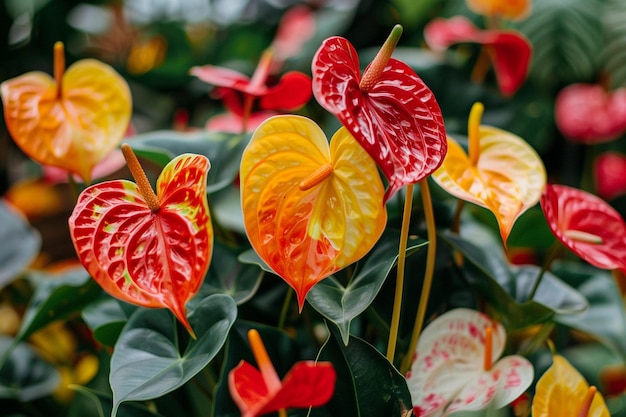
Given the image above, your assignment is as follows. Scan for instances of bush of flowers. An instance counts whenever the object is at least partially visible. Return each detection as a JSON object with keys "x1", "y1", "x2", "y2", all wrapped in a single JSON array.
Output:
[{"x1": 3, "y1": 0, "x2": 626, "y2": 416}]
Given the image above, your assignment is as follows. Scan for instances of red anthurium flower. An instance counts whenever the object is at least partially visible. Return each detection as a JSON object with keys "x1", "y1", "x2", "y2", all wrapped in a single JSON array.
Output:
[
  {"x1": 312, "y1": 25, "x2": 447, "y2": 202},
  {"x1": 68, "y1": 145, "x2": 213, "y2": 337},
  {"x1": 424, "y1": 16, "x2": 532, "y2": 96},
  {"x1": 229, "y1": 329, "x2": 336, "y2": 417},
  {"x1": 541, "y1": 184, "x2": 626, "y2": 271},
  {"x1": 595, "y1": 152, "x2": 626, "y2": 200},
  {"x1": 555, "y1": 84, "x2": 626, "y2": 144}
]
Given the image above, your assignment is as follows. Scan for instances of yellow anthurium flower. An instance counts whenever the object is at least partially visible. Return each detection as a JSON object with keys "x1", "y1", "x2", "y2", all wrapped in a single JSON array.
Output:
[
  {"x1": 1, "y1": 42, "x2": 131, "y2": 183},
  {"x1": 466, "y1": 0, "x2": 531, "y2": 21},
  {"x1": 240, "y1": 115, "x2": 387, "y2": 309},
  {"x1": 532, "y1": 355, "x2": 610, "y2": 417},
  {"x1": 432, "y1": 102, "x2": 546, "y2": 244}
]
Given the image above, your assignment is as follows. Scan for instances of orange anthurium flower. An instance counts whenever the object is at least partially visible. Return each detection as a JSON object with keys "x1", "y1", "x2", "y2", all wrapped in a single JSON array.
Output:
[
  {"x1": 229, "y1": 329, "x2": 336, "y2": 417},
  {"x1": 532, "y1": 355, "x2": 609, "y2": 417},
  {"x1": 432, "y1": 102, "x2": 546, "y2": 244},
  {"x1": 406, "y1": 309, "x2": 533, "y2": 416},
  {"x1": 1, "y1": 42, "x2": 132, "y2": 183},
  {"x1": 466, "y1": 0, "x2": 531, "y2": 21},
  {"x1": 69, "y1": 145, "x2": 212, "y2": 337},
  {"x1": 240, "y1": 115, "x2": 387, "y2": 309}
]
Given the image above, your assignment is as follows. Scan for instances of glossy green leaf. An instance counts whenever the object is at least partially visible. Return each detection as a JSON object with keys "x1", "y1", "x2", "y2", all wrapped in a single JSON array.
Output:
[
  {"x1": 127, "y1": 130, "x2": 249, "y2": 193},
  {"x1": 552, "y1": 262, "x2": 626, "y2": 359},
  {"x1": 193, "y1": 242, "x2": 263, "y2": 305},
  {"x1": 442, "y1": 231, "x2": 587, "y2": 329},
  {"x1": 307, "y1": 231, "x2": 427, "y2": 345},
  {"x1": 315, "y1": 327, "x2": 412, "y2": 417},
  {"x1": 603, "y1": 0, "x2": 626, "y2": 89},
  {"x1": 82, "y1": 296, "x2": 135, "y2": 347},
  {"x1": 110, "y1": 294, "x2": 237, "y2": 417},
  {"x1": 0, "y1": 336, "x2": 59, "y2": 401},
  {"x1": 72, "y1": 386, "x2": 166, "y2": 417},
  {"x1": 0, "y1": 201, "x2": 41, "y2": 289}
]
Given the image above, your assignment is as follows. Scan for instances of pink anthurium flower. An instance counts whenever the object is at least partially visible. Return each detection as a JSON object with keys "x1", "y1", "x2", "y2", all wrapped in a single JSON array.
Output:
[
  {"x1": 229, "y1": 329, "x2": 336, "y2": 417},
  {"x1": 68, "y1": 145, "x2": 213, "y2": 337},
  {"x1": 240, "y1": 115, "x2": 387, "y2": 309},
  {"x1": 1, "y1": 42, "x2": 132, "y2": 184},
  {"x1": 312, "y1": 25, "x2": 447, "y2": 202},
  {"x1": 594, "y1": 152, "x2": 626, "y2": 200},
  {"x1": 406, "y1": 308, "x2": 533, "y2": 416},
  {"x1": 270, "y1": 5, "x2": 316, "y2": 68},
  {"x1": 424, "y1": 16, "x2": 532, "y2": 96},
  {"x1": 432, "y1": 102, "x2": 546, "y2": 244},
  {"x1": 532, "y1": 355, "x2": 609, "y2": 417},
  {"x1": 541, "y1": 184, "x2": 626, "y2": 272},
  {"x1": 555, "y1": 83, "x2": 626, "y2": 143}
]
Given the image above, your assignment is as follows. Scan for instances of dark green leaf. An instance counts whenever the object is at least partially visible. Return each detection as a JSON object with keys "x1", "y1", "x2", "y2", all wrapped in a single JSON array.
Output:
[
  {"x1": 72, "y1": 385, "x2": 166, "y2": 417},
  {"x1": 110, "y1": 294, "x2": 237, "y2": 417},
  {"x1": 307, "y1": 231, "x2": 427, "y2": 345},
  {"x1": 82, "y1": 297, "x2": 135, "y2": 347},
  {"x1": 602, "y1": 0, "x2": 626, "y2": 88},
  {"x1": 0, "y1": 336, "x2": 59, "y2": 401},
  {"x1": 0, "y1": 201, "x2": 41, "y2": 289}
]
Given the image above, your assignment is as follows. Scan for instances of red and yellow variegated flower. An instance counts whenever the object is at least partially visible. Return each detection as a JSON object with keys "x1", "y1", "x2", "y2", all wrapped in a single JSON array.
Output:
[
  {"x1": 1, "y1": 42, "x2": 131, "y2": 183},
  {"x1": 532, "y1": 355, "x2": 609, "y2": 417},
  {"x1": 466, "y1": 0, "x2": 531, "y2": 21},
  {"x1": 69, "y1": 148, "x2": 212, "y2": 336},
  {"x1": 406, "y1": 308, "x2": 533, "y2": 416},
  {"x1": 312, "y1": 26, "x2": 447, "y2": 202},
  {"x1": 424, "y1": 16, "x2": 532, "y2": 96},
  {"x1": 240, "y1": 115, "x2": 387, "y2": 309},
  {"x1": 540, "y1": 184, "x2": 626, "y2": 271},
  {"x1": 229, "y1": 329, "x2": 335, "y2": 417},
  {"x1": 432, "y1": 102, "x2": 546, "y2": 244}
]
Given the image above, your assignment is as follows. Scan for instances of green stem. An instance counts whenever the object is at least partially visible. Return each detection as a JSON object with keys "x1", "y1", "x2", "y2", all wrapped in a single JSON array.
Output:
[
  {"x1": 527, "y1": 240, "x2": 562, "y2": 301},
  {"x1": 519, "y1": 322, "x2": 556, "y2": 357},
  {"x1": 67, "y1": 173, "x2": 80, "y2": 201},
  {"x1": 386, "y1": 183, "x2": 414, "y2": 363},
  {"x1": 400, "y1": 179, "x2": 437, "y2": 375},
  {"x1": 277, "y1": 289, "x2": 293, "y2": 330}
]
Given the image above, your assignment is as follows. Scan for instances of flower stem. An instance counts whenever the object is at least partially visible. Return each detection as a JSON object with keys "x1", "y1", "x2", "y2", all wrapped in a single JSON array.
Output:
[
  {"x1": 360, "y1": 25, "x2": 403, "y2": 92},
  {"x1": 54, "y1": 41, "x2": 64, "y2": 98},
  {"x1": 470, "y1": 47, "x2": 491, "y2": 88},
  {"x1": 400, "y1": 179, "x2": 437, "y2": 375},
  {"x1": 386, "y1": 183, "x2": 413, "y2": 363},
  {"x1": 527, "y1": 240, "x2": 562, "y2": 301},
  {"x1": 277, "y1": 289, "x2": 293, "y2": 330},
  {"x1": 121, "y1": 144, "x2": 160, "y2": 211},
  {"x1": 279, "y1": 409, "x2": 288, "y2": 417}
]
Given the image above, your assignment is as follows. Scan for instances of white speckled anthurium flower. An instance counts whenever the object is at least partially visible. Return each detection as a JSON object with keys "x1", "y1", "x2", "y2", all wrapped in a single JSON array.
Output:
[{"x1": 406, "y1": 308, "x2": 533, "y2": 416}]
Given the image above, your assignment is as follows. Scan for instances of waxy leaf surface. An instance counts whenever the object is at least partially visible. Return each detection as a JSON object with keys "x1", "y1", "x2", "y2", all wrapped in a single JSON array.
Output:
[
  {"x1": 532, "y1": 355, "x2": 609, "y2": 417},
  {"x1": 406, "y1": 308, "x2": 533, "y2": 416},
  {"x1": 1, "y1": 60, "x2": 131, "y2": 183},
  {"x1": 541, "y1": 184, "x2": 626, "y2": 271},
  {"x1": 69, "y1": 153, "x2": 213, "y2": 334},
  {"x1": 433, "y1": 126, "x2": 546, "y2": 244},
  {"x1": 312, "y1": 36, "x2": 447, "y2": 201},
  {"x1": 240, "y1": 115, "x2": 387, "y2": 309}
]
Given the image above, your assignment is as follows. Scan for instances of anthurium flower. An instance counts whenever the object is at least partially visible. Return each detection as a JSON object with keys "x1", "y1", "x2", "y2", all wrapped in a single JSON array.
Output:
[
  {"x1": 424, "y1": 16, "x2": 532, "y2": 96},
  {"x1": 540, "y1": 184, "x2": 626, "y2": 271},
  {"x1": 594, "y1": 152, "x2": 626, "y2": 200},
  {"x1": 229, "y1": 329, "x2": 336, "y2": 417},
  {"x1": 432, "y1": 102, "x2": 546, "y2": 244},
  {"x1": 68, "y1": 145, "x2": 212, "y2": 336},
  {"x1": 406, "y1": 308, "x2": 533, "y2": 416},
  {"x1": 555, "y1": 83, "x2": 626, "y2": 143},
  {"x1": 532, "y1": 354, "x2": 609, "y2": 417},
  {"x1": 270, "y1": 5, "x2": 316, "y2": 68},
  {"x1": 1, "y1": 42, "x2": 132, "y2": 184},
  {"x1": 240, "y1": 115, "x2": 387, "y2": 309},
  {"x1": 311, "y1": 25, "x2": 447, "y2": 202},
  {"x1": 466, "y1": 0, "x2": 531, "y2": 21}
]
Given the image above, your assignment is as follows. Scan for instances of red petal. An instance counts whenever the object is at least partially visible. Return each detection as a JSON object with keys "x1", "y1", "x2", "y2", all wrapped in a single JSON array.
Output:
[
  {"x1": 312, "y1": 37, "x2": 447, "y2": 201},
  {"x1": 190, "y1": 65, "x2": 255, "y2": 92},
  {"x1": 541, "y1": 184, "x2": 626, "y2": 270},
  {"x1": 595, "y1": 152, "x2": 626, "y2": 200},
  {"x1": 483, "y1": 32, "x2": 532, "y2": 96},
  {"x1": 424, "y1": 16, "x2": 484, "y2": 50},
  {"x1": 229, "y1": 361, "x2": 270, "y2": 416},
  {"x1": 555, "y1": 84, "x2": 626, "y2": 143},
  {"x1": 260, "y1": 72, "x2": 312, "y2": 111}
]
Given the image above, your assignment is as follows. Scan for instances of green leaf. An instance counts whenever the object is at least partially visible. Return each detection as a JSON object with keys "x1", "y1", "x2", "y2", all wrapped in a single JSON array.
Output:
[
  {"x1": 601, "y1": 0, "x2": 626, "y2": 88},
  {"x1": 0, "y1": 201, "x2": 41, "y2": 289},
  {"x1": 315, "y1": 326, "x2": 412, "y2": 417},
  {"x1": 552, "y1": 261, "x2": 626, "y2": 360},
  {"x1": 127, "y1": 130, "x2": 249, "y2": 193},
  {"x1": 442, "y1": 232, "x2": 588, "y2": 329},
  {"x1": 0, "y1": 336, "x2": 59, "y2": 401},
  {"x1": 82, "y1": 297, "x2": 136, "y2": 347},
  {"x1": 193, "y1": 242, "x2": 263, "y2": 305},
  {"x1": 307, "y1": 231, "x2": 427, "y2": 345},
  {"x1": 72, "y1": 385, "x2": 166, "y2": 417},
  {"x1": 514, "y1": 0, "x2": 605, "y2": 88},
  {"x1": 110, "y1": 294, "x2": 237, "y2": 417}
]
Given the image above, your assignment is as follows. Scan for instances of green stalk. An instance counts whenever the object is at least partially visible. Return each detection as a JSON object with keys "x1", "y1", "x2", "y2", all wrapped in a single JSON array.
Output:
[
  {"x1": 400, "y1": 179, "x2": 437, "y2": 375},
  {"x1": 386, "y1": 183, "x2": 414, "y2": 363},
  {"x1": 527, "y1": 240, "x2": 562, "y2": 301}
]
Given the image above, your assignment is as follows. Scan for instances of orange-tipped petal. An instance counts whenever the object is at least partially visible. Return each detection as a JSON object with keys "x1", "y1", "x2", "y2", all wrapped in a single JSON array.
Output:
[{"x1": 466, "y1": 0, "x2": 531, "y2": 21}]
